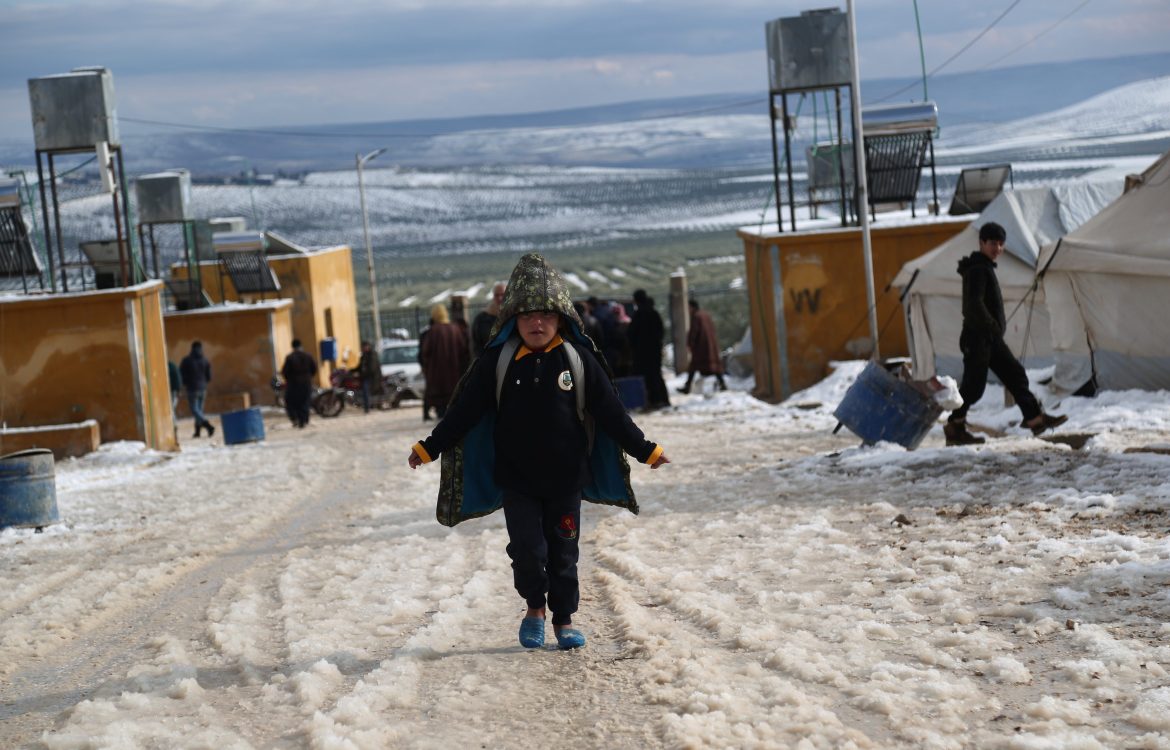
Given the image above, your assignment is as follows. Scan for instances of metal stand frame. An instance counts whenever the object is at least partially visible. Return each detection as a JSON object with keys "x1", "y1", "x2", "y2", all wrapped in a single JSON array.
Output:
[
  {"x1": 769, "y1": 85, "x2": 857, "y2": 234},
  {"x1": 35, "y1": 143, "x2": 136, "y2": 292},
  {"x1": 137, "y1": 218, "x2": 205, "y2": 308}
]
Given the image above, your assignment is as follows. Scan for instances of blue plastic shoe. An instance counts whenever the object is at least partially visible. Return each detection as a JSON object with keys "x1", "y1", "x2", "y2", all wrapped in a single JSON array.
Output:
[
  {"x1": 518, "y1": 617, "x2": 545, "y2": 649},
  {"x1": 555, "y1": 628, "x2": 586, "y2": 650}
]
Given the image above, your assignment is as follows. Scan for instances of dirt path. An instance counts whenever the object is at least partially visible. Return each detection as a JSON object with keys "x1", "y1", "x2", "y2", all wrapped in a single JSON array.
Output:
[{"x1": 4, "y1": 397, "x2": 1168, "y2": 748}]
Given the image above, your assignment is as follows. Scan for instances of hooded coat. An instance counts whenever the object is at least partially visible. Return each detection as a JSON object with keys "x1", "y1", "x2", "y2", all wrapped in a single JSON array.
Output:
[
  {"x1": 179, "y1": 344, "x2": 211, "y2": 392},
  {"x1": 958, "y1": 251, "x2": 1006, "y2": 340},
  {"x1": 416, "y1": 253, "x2": 657, "y2": 527}
]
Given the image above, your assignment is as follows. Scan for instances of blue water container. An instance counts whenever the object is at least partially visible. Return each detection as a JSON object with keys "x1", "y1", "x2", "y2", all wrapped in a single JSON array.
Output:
[
  {"x1": 319, "y1": 337, "x2": 337, "y2": 363},
  {"x1": 220, "y1": 407, "x2": 266, "y2": 445},
  {"x1": 0, "y1": 449, "x2": 60, "y2": 529},
  {"x1": 615, "y1": 376, "x2": 647, "y2": 411},
  {"x1": 833, "y1": 361, "x2": 943, "y2": 450}
]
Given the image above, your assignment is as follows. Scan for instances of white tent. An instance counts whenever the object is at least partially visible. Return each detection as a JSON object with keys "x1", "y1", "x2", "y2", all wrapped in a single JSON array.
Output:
[
  {"x1": 1039, "y1": 150, "x2": 1170, "y2": 392},
  {"x1": 893, "y1": 183, "x2": 1119, "y2": 380}
]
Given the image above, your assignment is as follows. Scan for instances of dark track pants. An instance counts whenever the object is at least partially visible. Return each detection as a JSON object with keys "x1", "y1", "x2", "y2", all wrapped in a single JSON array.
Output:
[
  {"x1": 950, "y1": 330, "x2": 1041, "y2": 423},
  {"x1": 502, "y1": 489, "x2": 581, "y2": 627}
]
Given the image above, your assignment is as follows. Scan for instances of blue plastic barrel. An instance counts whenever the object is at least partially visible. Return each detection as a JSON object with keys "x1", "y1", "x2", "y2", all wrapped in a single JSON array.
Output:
[
  {"x1": 833, "y1": 361, "x2": 943, "y2": 450},
  {"x1": 615, "y1": 376, "x2": 647, "y2": 411},
  {"x1": 220, "y1": 407, "x2": 266, "y2": 445},
  {"x1": 0, "y1": 449, "x2": 60, "y2": 529}
]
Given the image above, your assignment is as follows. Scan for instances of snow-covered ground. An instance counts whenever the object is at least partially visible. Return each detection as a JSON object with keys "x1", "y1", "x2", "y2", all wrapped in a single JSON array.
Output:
[{"x1": 4, "y1": 364, "x2": 1170, "y2": 748}]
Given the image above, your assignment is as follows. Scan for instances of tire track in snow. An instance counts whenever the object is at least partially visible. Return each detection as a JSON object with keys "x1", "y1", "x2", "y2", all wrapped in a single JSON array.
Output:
[{"x1": 0, "y1": 420, "x2": 369, "y2": 746}]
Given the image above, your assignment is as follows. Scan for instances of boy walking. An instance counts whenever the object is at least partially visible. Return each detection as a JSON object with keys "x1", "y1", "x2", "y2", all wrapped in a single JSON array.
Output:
[
  {"x1": 408, "y1": 253, "x2": 669, "y2": 650},
  {"x1": 945, "y1": 222, "x2": 1067, "y2": 445}
]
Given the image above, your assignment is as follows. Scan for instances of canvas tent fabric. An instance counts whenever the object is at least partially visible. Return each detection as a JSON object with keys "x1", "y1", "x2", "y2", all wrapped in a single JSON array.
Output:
[
  {"x1": 1038, "y1": 150, "x2": 1170, "y2": 392},
  {"x1": 892, "y1": 183, "x2": 1119, "y2": 380}
]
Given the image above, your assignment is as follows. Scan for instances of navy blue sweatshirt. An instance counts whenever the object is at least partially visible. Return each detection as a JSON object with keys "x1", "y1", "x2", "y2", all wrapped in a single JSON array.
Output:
[{"x1": 417, "y1": 336, "x2": 659, "y2": 499}]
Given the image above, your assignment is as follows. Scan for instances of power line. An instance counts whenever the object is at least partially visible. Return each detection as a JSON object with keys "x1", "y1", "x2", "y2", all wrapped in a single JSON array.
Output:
[
  {"x1": 119, "y1": 97, "x2": 764, "y2": 142},
  {"x1": 976, "y1": 0, "x2": 1092, "y2": 71},
  {"x1": 119, "y1": 117, "x2": 434, "y2": 139},
  {"x1": 869, "y1": 0, "x2": 1025, "y2": 104}
]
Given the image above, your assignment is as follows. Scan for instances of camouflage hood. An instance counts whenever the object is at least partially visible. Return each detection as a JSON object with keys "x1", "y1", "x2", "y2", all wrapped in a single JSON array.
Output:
[{"x1": 489, "y1": 253, "x2": 583, "y2": 341}]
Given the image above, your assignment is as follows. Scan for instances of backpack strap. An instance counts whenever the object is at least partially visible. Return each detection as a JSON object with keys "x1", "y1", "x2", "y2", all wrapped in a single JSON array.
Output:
[
  {"x1": 560, "y1": 341, "x2": 595, "y2": 453},
  {"x1": 495, "y1": 336, "x2": 521, "y2": 407}
]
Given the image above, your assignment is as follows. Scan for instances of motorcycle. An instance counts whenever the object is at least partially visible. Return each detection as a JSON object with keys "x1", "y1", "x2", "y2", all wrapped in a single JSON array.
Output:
[
  {"x1": 270, "y1": 375, "x2": 347, "y2": 418},
  {"x1": 330, "y1": 367, "x2": 407, "y2": 411}
]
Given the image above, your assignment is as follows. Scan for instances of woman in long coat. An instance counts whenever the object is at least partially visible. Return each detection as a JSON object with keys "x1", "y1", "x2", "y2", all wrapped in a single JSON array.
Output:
[
  {"x1": 420, "y1": 304, "x2": 470, "y2": 419},
  {"x1": 678, "y1": 298, "x2": 727, "y2": 393},
  {"x1": 627, "y1": 289, "x2": 670, "y2": 409}
]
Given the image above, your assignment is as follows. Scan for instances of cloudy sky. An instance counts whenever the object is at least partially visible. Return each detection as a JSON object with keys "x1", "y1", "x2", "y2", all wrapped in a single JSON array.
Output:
[{"x1": 1, "y1": 0, "x2": 1166, "y2": 141}]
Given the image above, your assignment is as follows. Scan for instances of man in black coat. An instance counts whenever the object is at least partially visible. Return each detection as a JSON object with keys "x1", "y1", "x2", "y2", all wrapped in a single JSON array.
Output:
[
  {"x1": 628, "y1": 289, "x2": 670, "y2": 410},
  {"x1": 281, "y1": 339, "x2": 319, "y2": 428},
  {"x1": 945, "y1": 222, "x2": 1066, "y2": 445},
  {"x1": 179, "y1": 341, "x2": 215, "y2": 438},
  {"x1": 471, "y1": 282, "x2": 507, "y2": 355},
  {"x1": 357, "y1": 340, "x2": 382, "y2": 414}
]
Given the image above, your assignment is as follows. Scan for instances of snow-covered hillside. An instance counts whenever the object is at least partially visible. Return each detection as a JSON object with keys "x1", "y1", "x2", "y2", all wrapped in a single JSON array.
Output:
[{"x1": 939, "y1": 76, "x2": 1170, "y2": 159}]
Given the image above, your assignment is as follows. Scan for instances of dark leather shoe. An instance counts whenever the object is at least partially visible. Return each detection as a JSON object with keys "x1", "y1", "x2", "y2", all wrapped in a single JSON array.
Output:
[
  {"x1": 1026, "y1": 413, "x2": 1068, "y2": 436},
  {"x1": 944, "y1": 420, "x2": 986, "y2": 446}
]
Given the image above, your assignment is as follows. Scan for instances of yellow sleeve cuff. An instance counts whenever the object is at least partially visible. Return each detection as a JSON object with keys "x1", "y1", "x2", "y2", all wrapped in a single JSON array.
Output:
[
  {"x1": 645, "y1": 444, "x2": 663, "y2": 465},
  {"x1": 413, "y1": 442, "x2": 433, "y2": 464}
]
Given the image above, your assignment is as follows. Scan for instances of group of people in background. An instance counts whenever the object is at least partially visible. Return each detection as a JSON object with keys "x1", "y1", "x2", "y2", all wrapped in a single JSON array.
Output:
[
  {"x1": 414, "y1": 283, "x2": 724, "y2": 420},
  {"x1": 165, "y1": 280, "x2": 723, "y2": 442}
]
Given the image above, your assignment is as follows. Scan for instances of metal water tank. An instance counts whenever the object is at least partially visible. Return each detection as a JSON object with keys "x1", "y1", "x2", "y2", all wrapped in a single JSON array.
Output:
[
  {"x1": 765, "y1": 9, "x2": 852, "y2": 93},
  {"x1": 78, "y1": 239, "x2": 127, "y2": 288},
  {"x1": 28, "y1": 67, "x2": 119, "y2": 151},
  {"x1": 209, "y1": 216, "x2": 248, "y2": 234},
  {"x1": 861, "y1": 102, "x2": 939, "y2": 136},
  {"x1": 135, "y1": 170, "x2": 193, "y2": 223}
]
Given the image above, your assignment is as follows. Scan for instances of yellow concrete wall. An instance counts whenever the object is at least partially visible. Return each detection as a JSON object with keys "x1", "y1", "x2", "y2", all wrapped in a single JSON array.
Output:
[
  {"x1": 0, "y1": 281, "x2": 178, "y2": 451},
  {"x1": 740, "y1": 220, "x2": 970, "y2": 401},
  {"x1": 173, "y1": 245, "x2": 359, "y2": 386},
  {"x1": 165, "y1": 301, "x2": 293, "y2": 408}
]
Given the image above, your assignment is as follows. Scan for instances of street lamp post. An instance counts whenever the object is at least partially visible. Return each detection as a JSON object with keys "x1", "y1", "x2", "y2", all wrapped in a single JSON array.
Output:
[{"x1": 357, "y1": 148, "x2": 387, "y2": 348}]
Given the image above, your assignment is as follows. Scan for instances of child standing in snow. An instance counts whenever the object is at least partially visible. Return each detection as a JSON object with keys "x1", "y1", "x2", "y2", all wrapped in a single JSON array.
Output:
[{"x1": 408, "y1": 253, "x2": 669, "y2": 650}]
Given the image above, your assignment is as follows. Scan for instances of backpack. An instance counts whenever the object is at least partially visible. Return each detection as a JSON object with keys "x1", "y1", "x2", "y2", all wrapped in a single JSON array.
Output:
[{"x1": 495, "y1": 336, "x2": 595, "y2": 452}]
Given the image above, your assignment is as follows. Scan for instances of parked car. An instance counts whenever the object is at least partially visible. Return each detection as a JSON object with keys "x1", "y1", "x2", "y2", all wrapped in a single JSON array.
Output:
[{"x1": 379, "y1": 339, "x2": 425, "y2": 400}]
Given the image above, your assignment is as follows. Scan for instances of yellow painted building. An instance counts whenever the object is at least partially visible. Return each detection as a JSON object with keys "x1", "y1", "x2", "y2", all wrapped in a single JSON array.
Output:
[
  {"x1": 165, "y1": 300, "x2": 293, "y2": 409},
  {"x1": 740, "y1": 219, "x2": 970, "y2": 402},
  {"x1": 174, "y1": 245, "x2": 360, "y2": 386},
  {"x1": 0, "y1": 280, "x2": 178, "y2": 451}
]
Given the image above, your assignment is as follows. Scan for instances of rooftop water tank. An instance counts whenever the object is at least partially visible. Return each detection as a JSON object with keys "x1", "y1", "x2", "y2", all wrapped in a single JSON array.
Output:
[
  {"x1": 135, "y1": 169, "x2": 193, "y2": 223},
  {"x1": 28, "y1": 67, "x2": 119, "y2": 151},
  {"x1": 765, "y1": 9, "x2": 852, "y2": 93}
]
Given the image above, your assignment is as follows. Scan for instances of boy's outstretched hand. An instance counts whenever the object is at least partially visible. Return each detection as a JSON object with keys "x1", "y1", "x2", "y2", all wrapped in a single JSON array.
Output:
[
  {"x1": 650, "y1": 453, "x2": 670, "y2": 469},
  {"x1": 408, "y1": 450, "x2": 422, "y2": 469}
]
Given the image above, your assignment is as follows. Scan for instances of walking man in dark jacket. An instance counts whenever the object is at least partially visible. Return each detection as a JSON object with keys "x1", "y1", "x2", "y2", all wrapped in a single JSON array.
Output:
[
  {"x1": 945, "y1": 222, "x2": 1067, "y2": 445},
  {"x1": 179, "y1": 341, "x2": 215, "y2": 438},
  {"x1": 281, "y1": 339, "x2": 318, "y2": 428},
  {"x1": 357, "y1": 340, "x2": 382, "y2": 413}
]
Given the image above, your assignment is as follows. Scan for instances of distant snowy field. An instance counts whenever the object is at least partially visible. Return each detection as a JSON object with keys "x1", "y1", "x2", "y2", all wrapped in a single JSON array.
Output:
[
  {"x1": 3, "y1": 363, "x2": 1170, "y2": 747},
  {"x1": 35, "y1": 76, "x2": 1170, "y2": 278}
]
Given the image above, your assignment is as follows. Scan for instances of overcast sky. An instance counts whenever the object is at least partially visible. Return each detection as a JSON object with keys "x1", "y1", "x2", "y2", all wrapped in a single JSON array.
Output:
[{"x1": 1, "y1": 0, "x2": 1167, "y2": 142}]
